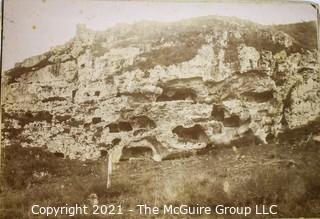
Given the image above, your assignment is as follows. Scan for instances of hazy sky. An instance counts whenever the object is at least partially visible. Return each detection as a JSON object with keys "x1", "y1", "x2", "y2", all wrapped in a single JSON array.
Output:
[{"x1": 2, "y1": 0, "x2": 318, "y2": 71}]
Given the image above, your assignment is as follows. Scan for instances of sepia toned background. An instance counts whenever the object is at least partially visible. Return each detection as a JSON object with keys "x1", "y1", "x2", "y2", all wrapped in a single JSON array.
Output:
[{"x1": 1, "y1": 0, "x2": 320, "y2": 218}]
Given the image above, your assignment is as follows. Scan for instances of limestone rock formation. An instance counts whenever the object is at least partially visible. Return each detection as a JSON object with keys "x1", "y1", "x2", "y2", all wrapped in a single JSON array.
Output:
[{"x1": 1, "y1": 17, "x2": 319, "y2": 162}]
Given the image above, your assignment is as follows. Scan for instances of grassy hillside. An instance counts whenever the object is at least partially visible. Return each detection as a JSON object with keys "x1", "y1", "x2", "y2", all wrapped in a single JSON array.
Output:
[
  {"x1": 272, "y1": 21, "x2": 318, "y2": 51},
  {"x1": 1, "y1": 140, "x2": 320, "y2": 218}
]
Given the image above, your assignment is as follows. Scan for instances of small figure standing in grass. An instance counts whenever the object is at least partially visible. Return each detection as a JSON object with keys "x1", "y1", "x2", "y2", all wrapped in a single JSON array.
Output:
[{"x1": 99, "y1": 150, "x2": 112, "y2": 189}]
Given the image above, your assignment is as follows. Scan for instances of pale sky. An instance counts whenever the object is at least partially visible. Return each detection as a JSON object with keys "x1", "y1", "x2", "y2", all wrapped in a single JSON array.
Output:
[{"x1": 2, "y1": 0, "x2": 318, "y2": 71}]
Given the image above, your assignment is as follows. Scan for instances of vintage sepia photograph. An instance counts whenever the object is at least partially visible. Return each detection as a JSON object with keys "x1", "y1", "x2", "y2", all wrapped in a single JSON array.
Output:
[{"x1": 0, "y1": 0, "x2": 320, "y2": 218}]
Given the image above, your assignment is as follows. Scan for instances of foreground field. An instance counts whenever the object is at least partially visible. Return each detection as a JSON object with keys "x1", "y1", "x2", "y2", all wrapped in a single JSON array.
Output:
[{"x1": 1, "y1": 139, "x2": 320, "y2": 218}]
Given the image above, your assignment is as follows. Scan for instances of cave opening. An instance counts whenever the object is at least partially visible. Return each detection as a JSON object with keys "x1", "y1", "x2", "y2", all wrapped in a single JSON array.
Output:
[
  {"x1": 223, "y1": 114, "x2": 241, "y2": 127},
  {"x1": 242, "y1": 91, "x2": 274, "y2": 103},
  {"x1": 172, "y1": 124, "x2": 208, "y2": 142},
  {"x1": 107, "y1": 122, "x2": 133, "y2": 132},
  {"x1": 211, "y1": 104, "x2": 225, "y2": 121},
  {"x1": 107, "y1": 123, "x2": 120, "y2": 133},
  {"x1": 211, "y1": 105, "x2": 241, "y2": 127},
  {"x1": 132, "y1": 116, "x2": 156, "y2": 129},
  {"x1": 92, "y1": 117, "x2": 102, "y2": 124},
  {"x1": 118, "y1": 122, "x2": 133, "y2": 131},
  {"x1": 156, "y1": 88, "x2": 197, "y2": 102},
  {"x1": 54, "y1": 152, "x2": 64, "y2": 158},
  {"x1": 120, "y1": 146, "x2": 153, "y2": 161}
]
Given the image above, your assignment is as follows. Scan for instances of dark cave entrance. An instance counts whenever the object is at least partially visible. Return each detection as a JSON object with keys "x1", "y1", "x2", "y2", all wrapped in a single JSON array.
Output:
[
  {"x1": 211, "y1": 105, "x2": 241, "y2": 127},
  {"x1": 211, "y1": 104, "x2": 225, "y2": 121},
  {"x1": 106, "y1": 122, "x2": 133, "y2": 133},
  {"x1": 156, "y1": 88, "x2": 197, "y2": 102},
  {"x1": 172, "y1": 124, "x2": 208, "y2": 143},
  {"x1": 120, "y1": 146, "x2": 153, "y2": 161},
  {"x1": 132, "y1": 116, "x2": 156, "y2": 129},
  {"x1": 223, "y1": 114, "x2": 241, "y2": 127}
]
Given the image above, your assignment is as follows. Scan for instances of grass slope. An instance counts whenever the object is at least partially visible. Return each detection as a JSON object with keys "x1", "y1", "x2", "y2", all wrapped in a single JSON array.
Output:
[
  {"x1": 1, "y1": 139, "x2": 320, "y2": 218},
  {"x1": 272, "y1": 21, "x2": 318, "y2": 51}
]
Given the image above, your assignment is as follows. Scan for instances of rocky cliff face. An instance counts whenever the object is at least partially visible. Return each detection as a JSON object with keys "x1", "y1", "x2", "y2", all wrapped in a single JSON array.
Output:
[{"x1": 1, "y1": 17, "x2": 319, "y2": 162}]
